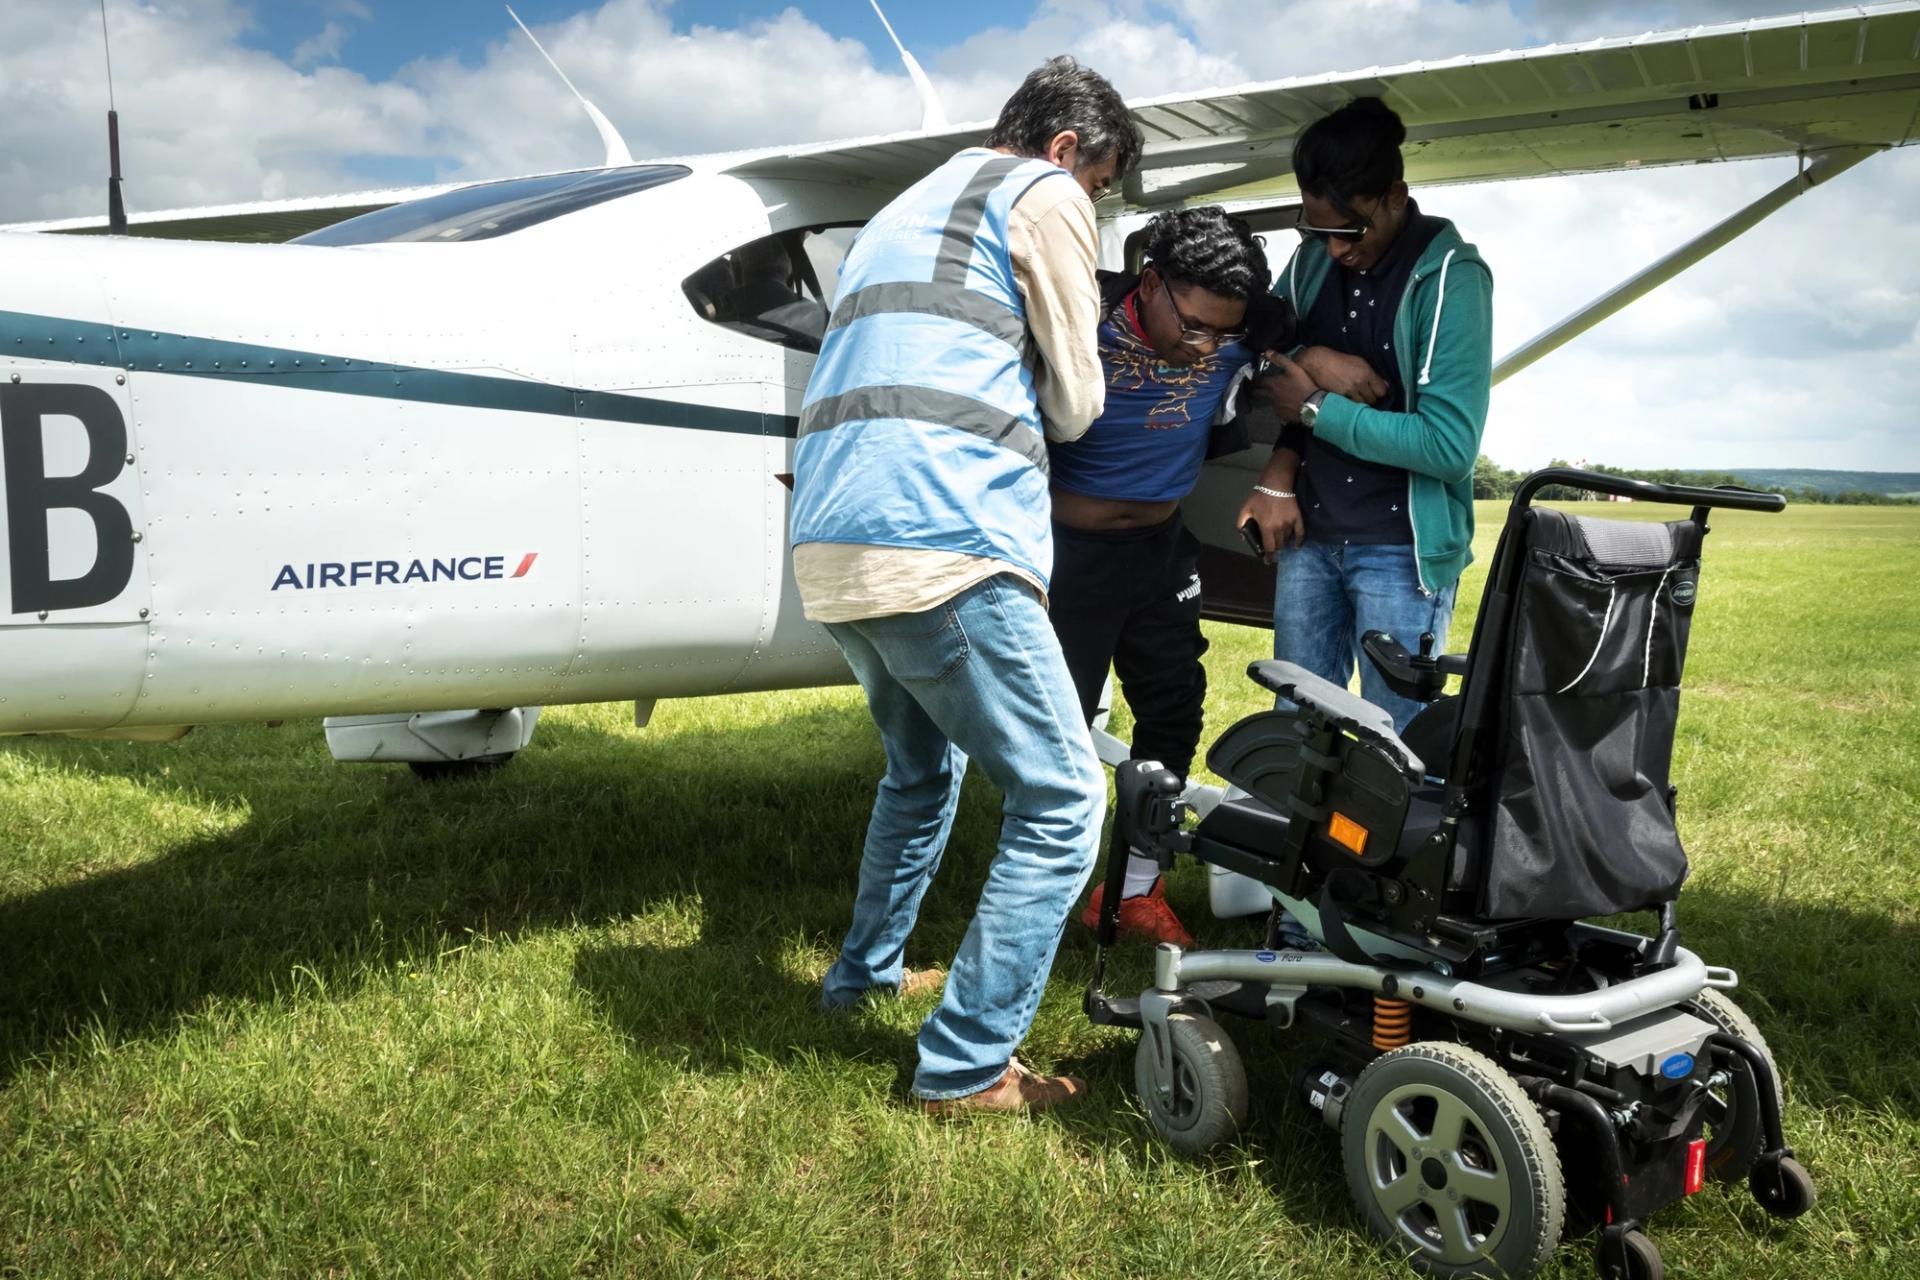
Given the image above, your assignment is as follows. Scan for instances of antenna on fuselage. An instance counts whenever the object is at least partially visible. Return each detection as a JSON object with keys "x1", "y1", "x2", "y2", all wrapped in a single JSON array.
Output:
[
  {"x1": 868, "y1": 0, "x2": 949, "y2": 132},
  {"x1": 98, "y1": 0, "x2": 128, "y2": 235},
  {"x1": 504, "y1": 4, "x2": 635, "y2": 168}
]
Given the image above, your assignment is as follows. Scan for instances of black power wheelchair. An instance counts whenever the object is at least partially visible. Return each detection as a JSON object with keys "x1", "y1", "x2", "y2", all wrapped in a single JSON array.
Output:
[{"x1": 1086, "y1": 470, "x2": 1814, "y2": 1280}]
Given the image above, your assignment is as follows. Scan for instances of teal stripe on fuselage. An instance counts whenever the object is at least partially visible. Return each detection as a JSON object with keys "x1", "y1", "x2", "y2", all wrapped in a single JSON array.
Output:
[{"x1": 0, "y1": 310, "x2": 798, "y2": 438}]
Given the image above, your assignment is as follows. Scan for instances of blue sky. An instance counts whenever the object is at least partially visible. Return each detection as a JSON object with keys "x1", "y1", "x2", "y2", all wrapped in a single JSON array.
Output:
[{"x1": 236, "y1": 1, "x2": 1020, "y2": 80}]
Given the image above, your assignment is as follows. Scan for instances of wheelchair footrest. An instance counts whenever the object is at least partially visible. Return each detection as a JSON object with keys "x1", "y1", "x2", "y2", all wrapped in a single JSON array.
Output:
[
  {"x1": 1084, "y1": 990, "x2": 1141, "y2": 1028},
  {"x1": 1084, "y1": 979, "x2": 1272, "y2": 1031}
]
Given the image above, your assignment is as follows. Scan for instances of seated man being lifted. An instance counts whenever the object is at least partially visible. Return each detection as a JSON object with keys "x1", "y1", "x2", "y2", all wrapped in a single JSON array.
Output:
[{"x1": 1048, "y1": 207, "x2": 1288, "y2": 945}]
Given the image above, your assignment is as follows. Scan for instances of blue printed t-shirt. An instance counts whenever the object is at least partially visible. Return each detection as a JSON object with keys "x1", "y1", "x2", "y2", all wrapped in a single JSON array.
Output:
[{"x1": 1049, "y1": 285, "x2": 1254, "y2": 504}]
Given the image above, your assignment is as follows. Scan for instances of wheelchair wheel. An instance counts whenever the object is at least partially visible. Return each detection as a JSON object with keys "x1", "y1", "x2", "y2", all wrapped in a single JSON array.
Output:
[
  {"x1": 1135, "y1": 1013, "x2": 1248, "y2": 1156},
  {"x1": 1684, "y1": 989, "x2": 1783, "y2": 1183},
  {"x1": 1343, "y1": 1042, "x2": 1566, "y2": 1280},
  {"x1": 1598, "y1": 1228, "x2": 1665, "y2": 1280}
]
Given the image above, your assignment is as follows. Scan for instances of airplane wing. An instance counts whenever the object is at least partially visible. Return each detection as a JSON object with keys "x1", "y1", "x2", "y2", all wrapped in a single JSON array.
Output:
[
  {"x1": 731, "y1": 2, "x2": 1920, "y2": 207},
  {"x1": 7, "y1": 4, "x2": 1915, "y2": 243},
  {"x1": 0, "y1": 181, "x2": 472, "y2": 244}
]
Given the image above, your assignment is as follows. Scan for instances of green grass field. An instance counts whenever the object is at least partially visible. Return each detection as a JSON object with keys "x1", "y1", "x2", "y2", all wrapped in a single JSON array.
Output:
[{"x1": 3, "y1": 503, "x2": 1916, "y2": 1278}]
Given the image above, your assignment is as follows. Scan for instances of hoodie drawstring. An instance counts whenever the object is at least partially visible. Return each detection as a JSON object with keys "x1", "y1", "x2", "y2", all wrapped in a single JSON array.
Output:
[{"x1": 1418, "y1": 247, "x2": 1457, "y2": 387}]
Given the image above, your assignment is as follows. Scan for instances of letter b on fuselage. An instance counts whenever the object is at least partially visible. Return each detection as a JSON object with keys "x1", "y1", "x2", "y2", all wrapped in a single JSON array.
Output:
[{"x1": 1, "y1": 383, "x2": 135, "y2": 615}]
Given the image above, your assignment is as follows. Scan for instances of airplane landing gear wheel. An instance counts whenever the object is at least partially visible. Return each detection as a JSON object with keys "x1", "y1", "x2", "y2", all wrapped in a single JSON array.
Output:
[
  {"x1": 409, "y1": 755, "x2": 512, "y2": 782},
  {"x1": 1136, "y1": 1012, "x2": 1248, "y2": 1156},
  {"x1": 1343, "y1": 1042, "x2": 1565, "y2": 1279}
]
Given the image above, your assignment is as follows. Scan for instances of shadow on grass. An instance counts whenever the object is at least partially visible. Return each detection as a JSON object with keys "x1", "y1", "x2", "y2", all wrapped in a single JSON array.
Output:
[
  {"x1": 0, "y1": 704, "x2": 1000, "y2": 1086},
  {"x1": 3, "y1": 706, "x2": 1913, "y2": 1141},
  {"x1": 569, "y1": 940, "x2": 922, "y2": 1098}
]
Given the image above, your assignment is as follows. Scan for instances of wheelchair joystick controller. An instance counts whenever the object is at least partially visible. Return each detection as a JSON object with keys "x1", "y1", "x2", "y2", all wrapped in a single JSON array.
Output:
[{"x1": 1362, "y1": 629, "x2": 1456, "y2": 703}]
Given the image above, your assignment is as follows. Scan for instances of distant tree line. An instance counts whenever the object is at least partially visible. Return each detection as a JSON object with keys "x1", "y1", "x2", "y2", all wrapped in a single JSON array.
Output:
[{"x1": 1471, "y1": 456, "x2": 1918, "y2": 506}]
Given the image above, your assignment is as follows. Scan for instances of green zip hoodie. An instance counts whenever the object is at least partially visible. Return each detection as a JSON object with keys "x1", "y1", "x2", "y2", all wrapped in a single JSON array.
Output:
[{"x1": 1271, "y1": 219, "x2": 1493, "y2": 593}]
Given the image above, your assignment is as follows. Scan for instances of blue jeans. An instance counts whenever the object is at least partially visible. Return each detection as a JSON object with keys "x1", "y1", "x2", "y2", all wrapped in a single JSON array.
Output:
[
  {"x1": 821, "y1": 574, "x2": 1104, "y2": 1100},
  {"x1": 1272, "y1": 541, "x2": 1458, "y2": 734}
]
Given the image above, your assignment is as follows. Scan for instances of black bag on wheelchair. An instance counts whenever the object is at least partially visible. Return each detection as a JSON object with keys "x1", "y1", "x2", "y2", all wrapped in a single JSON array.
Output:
[{"x1": 1480, "y1": 508, "x2": 1702, "y2": 920}]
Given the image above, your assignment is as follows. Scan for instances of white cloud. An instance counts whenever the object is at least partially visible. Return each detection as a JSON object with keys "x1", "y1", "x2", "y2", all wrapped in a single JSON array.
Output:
[
  {"x1": 0, "y1": 0, "x2": 434, "y2": 220},
  {"x1": 292, "y1": 20, "x2": 349, "y2": 68},
  {"x1": 1431, "y1": 150, "x2": 1920, "y2": 469},
  {"x1": 0, "y1": 0, "x2": 1910, "y2": 469}
]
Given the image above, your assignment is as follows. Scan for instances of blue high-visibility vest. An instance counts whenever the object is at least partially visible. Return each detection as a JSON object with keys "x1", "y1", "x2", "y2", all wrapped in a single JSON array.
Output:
[{"x1": 790, "y1": 148, "x2": 1075, "y2": 589}]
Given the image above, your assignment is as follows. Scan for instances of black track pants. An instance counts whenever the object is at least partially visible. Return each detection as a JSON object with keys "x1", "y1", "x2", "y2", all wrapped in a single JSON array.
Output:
[{"x1": 1048, "y1": 514, "x2": 1210, "y2": 782}]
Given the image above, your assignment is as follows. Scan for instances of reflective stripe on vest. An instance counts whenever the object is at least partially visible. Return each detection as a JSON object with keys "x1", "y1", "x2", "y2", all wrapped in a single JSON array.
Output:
[
  {"x1": 826, "y1": 281, "x2": 1029, "y2": 352},
  {"x1": 933, "y1": 155, "x2": 1025, "y2": 285},
  {"x1": 799, "y1": 384, "x2": 1049, "y2": 475}
]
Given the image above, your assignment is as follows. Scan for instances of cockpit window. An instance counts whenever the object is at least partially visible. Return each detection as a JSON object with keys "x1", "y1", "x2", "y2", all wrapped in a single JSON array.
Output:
[
  {"x1": 684, "y1": 226, "x2": 859, "y2": 355},
  {"x1": 293, "y1": 165, "x2": 690, "y2": 246}
]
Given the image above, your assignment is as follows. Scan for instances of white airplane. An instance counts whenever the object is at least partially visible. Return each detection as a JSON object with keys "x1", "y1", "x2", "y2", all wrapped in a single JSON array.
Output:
[{"x1": 2, "y1": 4, "x2": 1916, "y2": 777}]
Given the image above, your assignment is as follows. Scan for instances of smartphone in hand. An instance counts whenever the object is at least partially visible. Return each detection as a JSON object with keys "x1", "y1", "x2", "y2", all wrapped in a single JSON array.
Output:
[{"x1": 1240, "y1": 518, "x2": 1268, "y2": 559}]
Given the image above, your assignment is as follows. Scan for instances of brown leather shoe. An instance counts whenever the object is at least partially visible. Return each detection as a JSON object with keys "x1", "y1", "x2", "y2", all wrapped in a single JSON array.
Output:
[
  {"x1": 899, "y1": 966, "x2": 946, "y2": 998},
  {"x1": 919, "y1": 1058, "x2": 1087, "y2": 1116}
]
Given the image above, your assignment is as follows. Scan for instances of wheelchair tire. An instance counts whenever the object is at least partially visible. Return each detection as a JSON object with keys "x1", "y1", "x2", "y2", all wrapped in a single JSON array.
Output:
[
  {"x1": 1598, "y1": 1228, "x2": 1665, "y2": 1280},
  {"x1": 1683, "y1": 988, "x2": 1783, "y2": 1183},
  {"x1": 1753, "y1": 1154, "x2": 1816, "y2": 1219},
  {"x1": 1343, "y1": 1042, "x2": 1566, "y2": 1280},
  {"x1": 1135, "y1": 1012, "x2": 1248, "y2": 1156}
]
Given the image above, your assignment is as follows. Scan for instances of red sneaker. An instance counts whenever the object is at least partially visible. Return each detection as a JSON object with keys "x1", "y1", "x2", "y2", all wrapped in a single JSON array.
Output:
[{"x1": 1080, "y1": 880, "x2": 1193, "y2": 948}]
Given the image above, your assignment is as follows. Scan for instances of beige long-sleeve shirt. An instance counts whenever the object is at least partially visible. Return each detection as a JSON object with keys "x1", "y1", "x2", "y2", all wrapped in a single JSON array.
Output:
[{"x1": 793, "y1": 163, "x2": 1104, "y2": 624}]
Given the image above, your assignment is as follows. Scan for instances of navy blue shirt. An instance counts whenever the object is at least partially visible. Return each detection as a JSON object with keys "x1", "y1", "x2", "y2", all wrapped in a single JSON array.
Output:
[{"x1": 1297, "y1": 203, "x2": 1446, "y2": 545}]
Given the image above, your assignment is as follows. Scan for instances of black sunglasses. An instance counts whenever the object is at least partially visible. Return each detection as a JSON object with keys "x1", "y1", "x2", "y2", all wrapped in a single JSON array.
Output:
[{"x1": 1295, "y1": 210, "x2": 1371, "y2": 245}]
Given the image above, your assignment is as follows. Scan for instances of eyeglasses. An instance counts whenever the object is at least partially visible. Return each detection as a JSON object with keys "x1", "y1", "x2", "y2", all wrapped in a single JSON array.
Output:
[
  {"x1": 1295, "y1": 211, "x2": 1371, "y2": 245},
  {"x1": 1153, "y1": 274, "x2": 1246, "y2": 348},
  {"x1": 1090, "y1": 183, "x2": 1116, "y2": 203}
]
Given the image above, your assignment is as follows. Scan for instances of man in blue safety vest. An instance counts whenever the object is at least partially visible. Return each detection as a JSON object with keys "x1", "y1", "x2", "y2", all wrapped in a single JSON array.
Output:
[{"x1": 792, "y1": 57, "x2": 1142, "y2": 1115}]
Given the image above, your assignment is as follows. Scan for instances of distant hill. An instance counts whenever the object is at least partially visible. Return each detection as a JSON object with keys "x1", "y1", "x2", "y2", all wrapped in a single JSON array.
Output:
[{"x1": 1728, "y1": 468, "x2": 1920, "y2": 498}]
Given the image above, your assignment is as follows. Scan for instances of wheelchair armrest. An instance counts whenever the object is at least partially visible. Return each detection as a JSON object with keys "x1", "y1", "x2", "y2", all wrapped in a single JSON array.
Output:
[{"x1": 1246, "y1": 659, "x2": 1425, "y2": 780}]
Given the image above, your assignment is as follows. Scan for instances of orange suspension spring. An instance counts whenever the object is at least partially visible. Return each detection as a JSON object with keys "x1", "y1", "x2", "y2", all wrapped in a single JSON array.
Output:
[{"x1": 1372, "y1": 996, "x2": 1413, "y2": 1051}]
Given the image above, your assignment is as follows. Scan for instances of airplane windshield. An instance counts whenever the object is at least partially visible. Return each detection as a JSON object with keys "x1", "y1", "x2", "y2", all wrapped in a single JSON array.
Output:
[{"x1": 292, "y1": 165, "x2": 691, "y2": 246}]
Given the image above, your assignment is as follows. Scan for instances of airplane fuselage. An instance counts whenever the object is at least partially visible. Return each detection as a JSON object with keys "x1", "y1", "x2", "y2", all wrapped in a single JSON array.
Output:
[{"x1": 0, "y1": 168, "x2": 890, "y2": 734}]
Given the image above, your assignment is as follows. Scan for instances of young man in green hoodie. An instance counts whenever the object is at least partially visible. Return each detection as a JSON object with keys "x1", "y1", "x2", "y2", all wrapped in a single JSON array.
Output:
[{"x1": 1238, "y1": 96, "x2": 1494, "y2": 733}]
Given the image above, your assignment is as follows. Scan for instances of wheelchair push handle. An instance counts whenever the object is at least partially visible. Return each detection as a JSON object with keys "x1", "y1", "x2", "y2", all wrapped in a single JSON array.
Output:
[{"x1": 1509, "y1": 467, "x2": 1786, "y2": 515}]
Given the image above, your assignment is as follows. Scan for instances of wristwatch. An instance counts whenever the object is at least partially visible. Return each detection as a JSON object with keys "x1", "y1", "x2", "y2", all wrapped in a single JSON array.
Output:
[{"x1": 1299, "y1": 389, "x2": 1329, "y2": 428}]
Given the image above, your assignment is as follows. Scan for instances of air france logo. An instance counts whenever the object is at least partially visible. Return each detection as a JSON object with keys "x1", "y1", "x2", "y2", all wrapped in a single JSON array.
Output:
[{"x1": 271, "y1": 553, "x2": 539, "y2": 591}]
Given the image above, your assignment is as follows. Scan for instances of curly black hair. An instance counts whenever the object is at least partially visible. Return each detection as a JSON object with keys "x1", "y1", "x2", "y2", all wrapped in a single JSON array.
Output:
[
  {"x1": 1292, "y1": 96, "x2": 1407, "y2": 209},
  {"x1": 1140, "y1": 206, "x2": 1271, "y2": 301}
]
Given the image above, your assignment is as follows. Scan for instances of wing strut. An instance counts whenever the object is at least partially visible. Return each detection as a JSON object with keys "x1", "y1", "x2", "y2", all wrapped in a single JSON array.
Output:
[
  {"x1": 1493, "y1": 145, "x2": 1880, "y2": 385},
  {"x1": 505, "y1": 5, "x2": 635, "y2": 168},
  {"x1": 868, "y1": 1, "x2": 948, "y2": 132}
]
